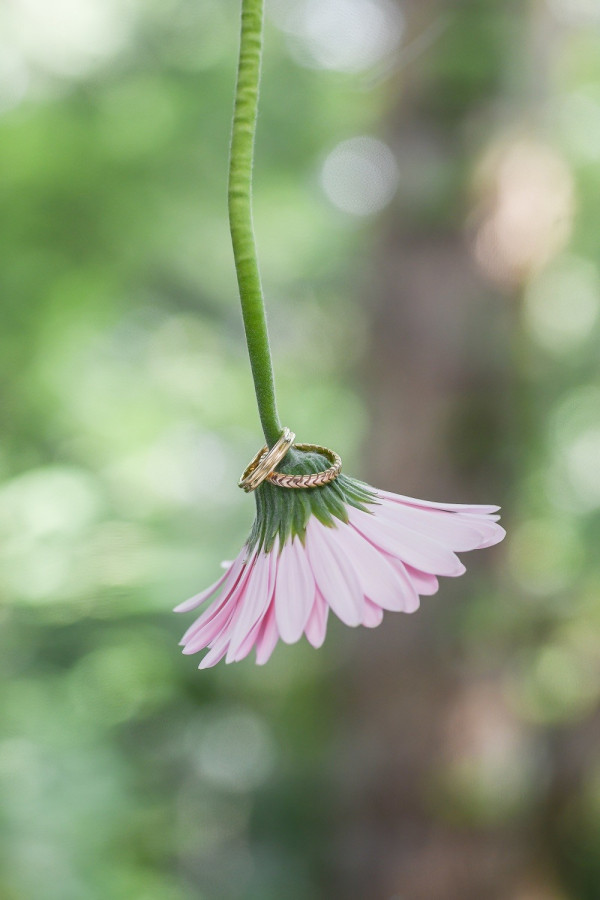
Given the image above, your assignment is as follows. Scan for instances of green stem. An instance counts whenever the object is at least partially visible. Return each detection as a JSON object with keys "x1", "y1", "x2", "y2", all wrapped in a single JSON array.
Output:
[{"x1": 228, "y1": 0, "x2": 282, "y2": 448}]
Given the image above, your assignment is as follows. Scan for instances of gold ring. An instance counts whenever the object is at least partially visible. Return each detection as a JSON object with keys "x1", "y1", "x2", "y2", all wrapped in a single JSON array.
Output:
[
  {"x1": 238, "y1": 427, "x2": 295, "y2": 492},
  {"x1": 268, "y1": 443, "x2": 342, "y2": 489}
]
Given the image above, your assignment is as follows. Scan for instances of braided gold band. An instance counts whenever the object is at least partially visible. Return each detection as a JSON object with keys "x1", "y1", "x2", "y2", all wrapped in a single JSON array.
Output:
[
  {"x1": 239, "y1": 431, "x2": 342, "y2": 492},
  {"x1": 238, "y1": 427, "x2": 295, "y2": 492},
  {"x1": 267, "y1": 443, "x2": 342, "y2": 489}
]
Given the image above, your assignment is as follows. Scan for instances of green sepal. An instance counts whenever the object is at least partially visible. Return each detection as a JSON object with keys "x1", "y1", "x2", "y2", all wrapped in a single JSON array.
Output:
[{"x1": 247, "y1": 447, "x2": 377, "y2": 554}]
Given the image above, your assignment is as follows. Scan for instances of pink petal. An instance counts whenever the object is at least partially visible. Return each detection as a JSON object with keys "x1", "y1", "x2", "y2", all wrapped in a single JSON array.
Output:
[
  {"x1": 363, "y1": 599, "x2": 384, "y2": 628},
  {"x1": 304, "y1": 590, "x2": 329, "y2": 648},
  {"x1": 329, "y1": 522, "x2": 419, "y2": 613},
  {"x1": 182, "y1": 560, "x2": 254, "y2": 653},
  {"x1": 461, "y1": 512, "x2": 501, "y2": 523},
  {"x1": 229, "y1": 617, "x2": 263, "y2": 662},
  {"x1": 382, "y1": 558, "x2": 421, "y2": 612},
  {"x1": 227, "y1": 552, "x2": 278, "y2": 663},
  {"x1": 179, "y1": 592, "x2": 231, "y2": 647},
  {"x1": 275, "y1": 537, "x2": 316, "y2": 644},
  {"x1": 376, "y1": 499, "x2": 503, "y2": 552},
  {"x1": 179, "y1": 587, "x2": 232, "y2": 647},
  {"x1": 348, "y1": 506, "x2": 465, "y2": 577},
  {"x1": 181, "y1": 601, "x2": 235, "y2": 654},
  {"x1": 198, "y1": 637, "x2": 229, "y2": 669},
  {"x1": 226, "y1": 543, "x2": 275, "y2": 660},
  {"x1": 255, "y1": 602, "x2": 280, "y2": 665},
  {"x1": 461, "y1": 516, "x2": 506, "y2": 548},
  {"x1": 404, "y1": 564, "x2": 439, "y2": 596},
  {"x1": 377, "y1": 489, "x2": 499, "y2": 515},
  {"x1": 174, "y1": 552, "x2": 245, "y2": 613},
  {"x1": 179, "y1": 555, "x2": 248, "y2": 643},
  {"x1": 305, "y1": 519, "x2": 364, "y2": 627}
]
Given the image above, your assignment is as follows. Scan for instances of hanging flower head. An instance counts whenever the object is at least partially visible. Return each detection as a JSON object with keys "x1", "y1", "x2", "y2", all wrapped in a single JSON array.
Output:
[
  {"x1": 176, "y1": 0, "x2": 506, "y2": 668},
  {"x1": 176, "y1": 433, "x2": 505, "y2": 668}
]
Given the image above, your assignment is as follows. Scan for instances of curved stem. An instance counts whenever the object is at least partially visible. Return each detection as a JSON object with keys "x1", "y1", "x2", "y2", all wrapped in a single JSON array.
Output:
[{"x1": 228, "y1": 0, "x2": 282, "y2": 448}]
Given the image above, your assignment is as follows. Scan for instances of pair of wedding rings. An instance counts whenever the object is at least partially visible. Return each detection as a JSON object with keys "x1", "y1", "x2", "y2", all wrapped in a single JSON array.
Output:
[{"x1": 238, "y1": 427, "x2": 342, "y2": 492}]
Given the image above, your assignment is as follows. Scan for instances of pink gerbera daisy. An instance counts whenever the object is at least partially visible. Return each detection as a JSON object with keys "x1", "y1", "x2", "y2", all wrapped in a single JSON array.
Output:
[
  {"x1": 175, "y1": 2, "x2": 506, "y2": 670},
  {"x1": 176, "y1": 465, "x2": 504, "y2": 668}
]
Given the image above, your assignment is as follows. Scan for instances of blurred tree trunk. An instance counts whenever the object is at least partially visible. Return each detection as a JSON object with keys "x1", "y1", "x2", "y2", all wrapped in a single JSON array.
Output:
[{"x1": 329, "y1": 2, "x2": 564, "y2": 898}]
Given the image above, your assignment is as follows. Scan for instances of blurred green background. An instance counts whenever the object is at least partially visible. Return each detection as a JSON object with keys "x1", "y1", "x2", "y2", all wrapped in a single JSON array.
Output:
[{"x1": 1, "y1": 0, "x2": 600, "y2": 897}]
